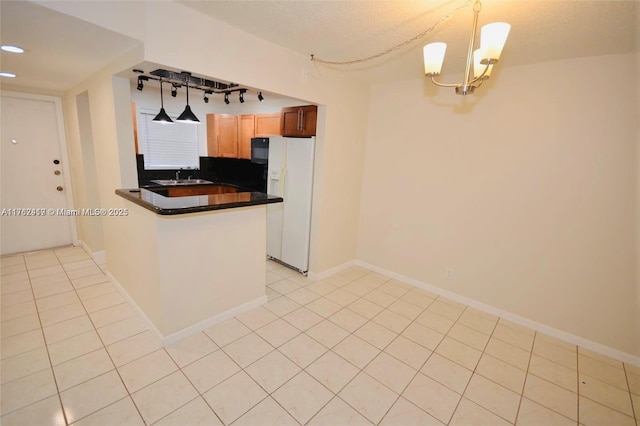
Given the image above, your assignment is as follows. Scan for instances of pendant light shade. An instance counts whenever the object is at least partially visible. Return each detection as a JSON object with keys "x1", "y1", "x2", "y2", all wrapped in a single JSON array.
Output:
[
  {"x1": 176, "y1": 84, "x2": 200, "y2": 123},
  {"x1": 153, "y1": 108, "x2": 173, "y2": 123},
  {"x1": 153, "y1": 80, "x2": 173, "y2": 123}
]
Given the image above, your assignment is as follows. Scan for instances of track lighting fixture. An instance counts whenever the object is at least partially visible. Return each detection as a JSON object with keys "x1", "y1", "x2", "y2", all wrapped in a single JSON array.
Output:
[
  {"x1": 152, "y1": 80, "x2": 173, "y2": 124},
  {"x1": 133, "y1": 68, "x2": 267, "y2": 112},
  {"x1": 176, "y1": 83, "x2": 200, "y2": 123}
]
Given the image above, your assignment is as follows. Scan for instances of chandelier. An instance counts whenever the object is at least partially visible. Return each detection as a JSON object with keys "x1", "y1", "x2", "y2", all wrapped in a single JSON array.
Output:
[{"x1": 423, "y1": 0, "x2": 510, "y2": 95}]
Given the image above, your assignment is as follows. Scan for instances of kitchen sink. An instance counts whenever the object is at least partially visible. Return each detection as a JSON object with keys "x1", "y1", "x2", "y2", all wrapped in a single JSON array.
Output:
[{"x1": 151, "y1": 179, "x2": 213, "y2": 186}]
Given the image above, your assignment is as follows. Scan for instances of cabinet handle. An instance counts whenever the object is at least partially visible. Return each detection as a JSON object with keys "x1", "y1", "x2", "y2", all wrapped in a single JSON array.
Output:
[
  {"x1": 297, "y1": 110, "x2": 302, "y2": 131},
  {"x1": 300, "y1": 110, "x2": 305, "y2": 131},
  {"x1": 56, "y1": 186, "x2": 63, "y2": 192}
]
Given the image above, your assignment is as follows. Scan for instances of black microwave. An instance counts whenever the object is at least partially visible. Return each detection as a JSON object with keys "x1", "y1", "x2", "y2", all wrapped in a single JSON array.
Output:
[{"x1": 251, "y1": 138, "x2": 269, "y2": 164}]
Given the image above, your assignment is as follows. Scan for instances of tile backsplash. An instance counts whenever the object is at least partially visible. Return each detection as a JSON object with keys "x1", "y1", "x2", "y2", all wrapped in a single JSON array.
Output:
[{"x1": 136, "y1": 155, "x2": 267, "y2": 192}]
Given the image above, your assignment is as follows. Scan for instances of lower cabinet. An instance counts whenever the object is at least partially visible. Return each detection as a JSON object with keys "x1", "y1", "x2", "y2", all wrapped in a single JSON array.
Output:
[{"x1": 166, "y1": 185, "x2": 238, "y2": 197}]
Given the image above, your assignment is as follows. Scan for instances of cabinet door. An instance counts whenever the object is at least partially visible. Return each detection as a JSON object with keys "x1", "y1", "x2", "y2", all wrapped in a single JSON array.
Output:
[
  {"x1": 238, "y1": 114, "x2": 255, "y2": 160},
  {"x1": 299, "y1": 105, "x2": 317, "y2": 137},
  {"x1": 280, "y1": 106, "x2": 317, "y2": 137},
  {"x1": 255, "y1": 113, "x2": 281, "y2": 136},
  {"x1": 281, "y1": 107, "x2": 302, "y2": 137},
  {"x1": 207, "y1": 114, "x2": 239, "y2": 158}
]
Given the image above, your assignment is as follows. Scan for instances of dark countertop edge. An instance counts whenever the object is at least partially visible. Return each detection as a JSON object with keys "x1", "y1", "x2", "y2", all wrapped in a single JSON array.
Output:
[{"x1": 115, "y1": 188, "x2": 283, "y2": 216}]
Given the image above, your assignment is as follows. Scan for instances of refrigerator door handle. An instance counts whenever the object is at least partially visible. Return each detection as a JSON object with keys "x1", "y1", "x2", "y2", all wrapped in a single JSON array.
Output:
[{"x1": 281, "y1": 169, "x2": 287, "y2": 198}]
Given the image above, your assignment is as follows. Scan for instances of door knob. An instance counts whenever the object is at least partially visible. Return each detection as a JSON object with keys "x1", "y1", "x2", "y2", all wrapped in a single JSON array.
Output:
[
  {"x1": 54, "y1": 170, "x2": 61, "y2": 175},
  {"x1": 56, "y1": 186, "x2": 63, "y2": 191}
]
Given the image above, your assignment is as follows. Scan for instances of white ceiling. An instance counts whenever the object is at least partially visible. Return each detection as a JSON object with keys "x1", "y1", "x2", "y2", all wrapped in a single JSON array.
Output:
[
  {"x1": 0, "y1": 1, "x2": 141, "y2": 91},
  {"x1": 0, "y1": 1, "x2": 637, "y2": 91},
  {"x1": 179, "y1": 0, "x2": 640, "y2": 83}
]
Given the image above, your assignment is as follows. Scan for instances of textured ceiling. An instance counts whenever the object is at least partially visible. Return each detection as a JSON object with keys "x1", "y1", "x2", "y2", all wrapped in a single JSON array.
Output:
[
  {"x1": 0, "y1": 1, "x2": 637, "y2": 91},
  {"x1": 179, "y1": 0, "x2": 640, "y2": 83}
]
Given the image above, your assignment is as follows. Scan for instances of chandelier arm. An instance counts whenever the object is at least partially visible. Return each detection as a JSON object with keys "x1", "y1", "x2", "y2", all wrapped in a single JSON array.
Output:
[
  {"x1": 430, "y1": 75, "x2": 462, "y2": 88},
  {"x1": 466, "y1": 63, "x2": 491, "y2": 86}
]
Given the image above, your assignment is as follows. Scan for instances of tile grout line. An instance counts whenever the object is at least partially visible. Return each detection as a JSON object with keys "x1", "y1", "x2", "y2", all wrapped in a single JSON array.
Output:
[
  {"x1": 52, "y1": 247, "x2": 147, "y2": 425},
  {"x1": 25, "y1": 250, "x2": 70, "y2": 426},
  {"x1": 513, "y1": 330, "x2": 537, "y2": 426},
  {"x1": 576, "y1": 339, "x2": 581, "y2": 425},
  {"x1": 443, "y1": 305, "x2": 500, "y2": 425}
]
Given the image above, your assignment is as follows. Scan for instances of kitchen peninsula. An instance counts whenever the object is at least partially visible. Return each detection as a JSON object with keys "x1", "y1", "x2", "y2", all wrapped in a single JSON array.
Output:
[{"x1": 113, "y1": 183, "x2": 282, "y2": 344}]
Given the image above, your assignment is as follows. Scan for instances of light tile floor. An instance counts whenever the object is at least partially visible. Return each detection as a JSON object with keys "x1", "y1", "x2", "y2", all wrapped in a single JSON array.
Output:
[{"x1": 1, "y1": 246, "x2": 639, "y2": 425}]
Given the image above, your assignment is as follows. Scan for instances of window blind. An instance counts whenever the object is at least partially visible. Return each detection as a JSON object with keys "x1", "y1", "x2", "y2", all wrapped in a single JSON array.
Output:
[{"x1": 138, "y1": 110, "x2": 199, "y2": 170}]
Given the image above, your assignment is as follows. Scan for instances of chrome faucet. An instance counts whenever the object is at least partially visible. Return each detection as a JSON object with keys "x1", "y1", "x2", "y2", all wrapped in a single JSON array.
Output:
[{"x1": 175, "y1": 170, "x2": 181, "y2": 180}]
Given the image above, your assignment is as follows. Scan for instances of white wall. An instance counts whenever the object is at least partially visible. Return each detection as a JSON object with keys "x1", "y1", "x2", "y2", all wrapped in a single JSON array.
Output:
[
  {"x1": 358, "y1": 53, "x2": 639, "y2": 356},
  {"x1": 49, "y1": 0, "x2": 369, "y2": 275}
]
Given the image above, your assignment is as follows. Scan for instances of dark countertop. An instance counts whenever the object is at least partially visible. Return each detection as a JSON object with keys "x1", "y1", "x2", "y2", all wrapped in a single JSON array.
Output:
[{"x1": 116, "y1": 184, "x2": 283, "y2": 216}]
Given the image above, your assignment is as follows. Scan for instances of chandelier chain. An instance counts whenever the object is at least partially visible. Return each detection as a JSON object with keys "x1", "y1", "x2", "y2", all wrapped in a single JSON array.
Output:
[{"x1": 311, "y1": 0, "x2": 473, "y2": 66}]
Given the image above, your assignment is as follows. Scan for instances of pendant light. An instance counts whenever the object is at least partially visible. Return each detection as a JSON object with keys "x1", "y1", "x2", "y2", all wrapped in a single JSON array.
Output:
[
  {"x1": 152, "y1": 80, "x2": 173, "y2": 123},
  {"x1": 176, "y1": 83, "x2": 200, "y2": 123},
  {"x1": 423, "y1": 0, "x2": 510, "y2": 95}
]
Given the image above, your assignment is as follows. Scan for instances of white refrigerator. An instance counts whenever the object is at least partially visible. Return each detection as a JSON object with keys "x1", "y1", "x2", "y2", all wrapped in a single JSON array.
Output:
[{"x1": 266, "y1": 136, "x2": 315, "y2": 274}]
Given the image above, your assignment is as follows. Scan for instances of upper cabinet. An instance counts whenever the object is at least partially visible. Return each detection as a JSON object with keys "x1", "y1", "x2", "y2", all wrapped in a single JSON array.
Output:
[
  {"x1": 207, "y1": 114, "x2": 239, "y2": 158},
  {"x1": 207, "y1": 113, "x2": 282, "y2": 159},
  {"x1": 281, "y1": 105, "x2": 317, "y2": 137},
  {"x1": 255, "y1": 113, "x2": 281, "y2": 137},
  {"x1": 238, "y1": 114, "x2": 255, "y2": 160}
]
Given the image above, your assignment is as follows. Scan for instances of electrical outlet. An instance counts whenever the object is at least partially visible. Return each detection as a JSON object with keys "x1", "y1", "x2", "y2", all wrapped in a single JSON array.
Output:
[{"x1": 445, "y1": 268, "x2": 453, "y2": 278}]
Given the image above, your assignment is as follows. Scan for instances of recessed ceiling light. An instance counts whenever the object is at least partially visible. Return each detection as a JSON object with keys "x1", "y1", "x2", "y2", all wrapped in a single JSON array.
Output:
[
  {"x1": 0, "y1": 72, "x2": 17, "y2": 78},
  {"x1": 1, "y1": 45, "x2": 24, "y2": 54}
]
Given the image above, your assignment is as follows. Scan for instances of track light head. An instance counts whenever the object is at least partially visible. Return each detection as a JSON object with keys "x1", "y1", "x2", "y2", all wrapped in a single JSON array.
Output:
[
  {"x1": 171, "y1": 85, "x2": 178, "y2": 97},
  {"x1": 204, "y1": 90, "x2": 212, "y2": 104},
  {"x1": 239, "y1": 90, "x2": 245, "y2": 103},
  {"x1": 258, "y1": 91, "x2": 264, "y2": 102},
  {"x1": 204, "y1": 95, "x2": 209, "y2": 103},
  {"x1": 136, "y1": 77, "x2": 144, "y2": 91},
  {"x1": 224, "y1": 92, "x2": 230, "y2": 105}
]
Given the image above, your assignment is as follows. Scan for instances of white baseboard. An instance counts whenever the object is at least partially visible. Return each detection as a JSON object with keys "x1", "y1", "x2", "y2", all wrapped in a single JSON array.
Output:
[
  {"x1": 161, "y1": 296, "x2": 268, "y2": 347},
  {"x1": 105, "y1": 270, "x2": 267, "y2": 347},
  {"x1": 353, "y1": 260, "x2": 640, "y2": 367},
  {"x1": 78, "y1": 240, "x2": 106, "y2": 264},
  {"x1": 312, "y1": 260, "x2": 357, "y2": 281},
  {"x1": 106, "y1": 271, "x2": 164, "y2": 344}
]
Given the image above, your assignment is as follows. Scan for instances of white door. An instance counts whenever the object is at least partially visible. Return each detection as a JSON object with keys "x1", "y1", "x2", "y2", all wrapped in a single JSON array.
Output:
[{"x1": 1, "y1": 93, "x2": 74, "y2": 255}]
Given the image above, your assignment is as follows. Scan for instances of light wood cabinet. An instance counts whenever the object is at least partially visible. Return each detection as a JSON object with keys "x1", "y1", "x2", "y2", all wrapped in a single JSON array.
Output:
[
  {"x1": 238, "y1": 114, "x2": 255, "y2": 160},
  {"x1": 207, "y1": 114, "x2": 239, "y2": 158},
  {"x1": 281, "y1": 105, "x2": 317, "y2": 137},
  {"x1": 255, "y1": 113, "x2": 281, "y2": 136},
  {"x1": 207, "y1": 112, "x2": 285, "y2": 159}
]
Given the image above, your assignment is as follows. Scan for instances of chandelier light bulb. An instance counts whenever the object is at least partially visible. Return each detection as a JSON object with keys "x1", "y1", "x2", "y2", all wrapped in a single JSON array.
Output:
[
  {"x1": 423, "y1": 43, "x2": 447, "y2": 76},
  {"x1": 480, "y1": 22, "x2": 511, "y2": 61}
]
